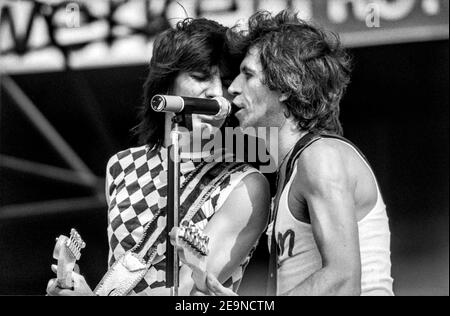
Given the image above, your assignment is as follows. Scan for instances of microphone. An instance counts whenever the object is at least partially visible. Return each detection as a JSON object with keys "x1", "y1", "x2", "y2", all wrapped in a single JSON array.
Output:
[{"x1": 151, "y1": 95, "x2": 231, "y2": 120}]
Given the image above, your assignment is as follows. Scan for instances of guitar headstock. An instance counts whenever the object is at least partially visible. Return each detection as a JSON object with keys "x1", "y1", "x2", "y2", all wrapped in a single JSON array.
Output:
[
  {"x1": 172, "y1": 221, "x2": 210, "y2": 292},
  {"x1": 177, "y1": 221, "x2": 210, "y2": 256},
  {"x1": 65, "y1": 228, "x2": 86, "y2": 261},
  {"x1": 52, "y1": 228, "x2": 86, "y2": 289}
]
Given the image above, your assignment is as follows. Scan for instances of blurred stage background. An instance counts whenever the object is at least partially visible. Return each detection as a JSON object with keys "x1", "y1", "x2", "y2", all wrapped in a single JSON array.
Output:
[{"x1": 0, "y1": 0, "x2": 448, "y2": 295}]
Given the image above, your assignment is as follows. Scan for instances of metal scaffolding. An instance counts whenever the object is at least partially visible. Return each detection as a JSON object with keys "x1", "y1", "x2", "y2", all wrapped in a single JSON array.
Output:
[{"x1": 0, "y1": 74, "x2": 106, "y2": 220}]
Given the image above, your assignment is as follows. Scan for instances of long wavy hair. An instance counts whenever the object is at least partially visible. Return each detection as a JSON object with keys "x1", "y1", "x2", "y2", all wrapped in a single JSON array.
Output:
[
  {"x1": 134, "y1": 18, "x2": 239, "y2": 148},
  {"x1": 227, "y1": 10, "x2": 352, "y2": 135}
]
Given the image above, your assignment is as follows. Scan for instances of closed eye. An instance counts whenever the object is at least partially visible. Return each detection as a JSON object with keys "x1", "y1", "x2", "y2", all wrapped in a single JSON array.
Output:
[
  {"x1": 243, "y1": 71, "x2": 253, "y2": 79},
  {"x1": 190, "y1": 72, "x2": 210, "y2": 82},
  {"x1": 240, "y1": 66, "x2": 255, "y2": 79}
]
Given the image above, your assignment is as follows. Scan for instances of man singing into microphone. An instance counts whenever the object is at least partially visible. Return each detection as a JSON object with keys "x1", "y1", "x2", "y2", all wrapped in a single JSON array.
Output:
[
  {"x1": 46, "y1": 17, "x2": 270, "y2": 296},
  {"x1": 206, "y1": 10, "x2": 393, "y2": 296}
]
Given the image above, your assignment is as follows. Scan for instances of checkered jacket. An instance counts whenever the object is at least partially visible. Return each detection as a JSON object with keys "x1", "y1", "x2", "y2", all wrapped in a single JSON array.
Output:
[{"x1": 105, "y1": 145, "x2": 259, "y2": 295}]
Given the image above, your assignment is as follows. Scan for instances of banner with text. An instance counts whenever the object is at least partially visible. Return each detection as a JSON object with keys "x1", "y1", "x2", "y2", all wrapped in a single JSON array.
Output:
[{"x1": 0, "y1": 0, "x2": 448, "y2": 73}]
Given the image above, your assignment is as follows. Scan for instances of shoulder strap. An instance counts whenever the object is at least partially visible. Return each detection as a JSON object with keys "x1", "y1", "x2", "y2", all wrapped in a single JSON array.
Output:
[
  {"x1": 285, "y1": 133, "x2": 322, "y2": 191},
  {"x1": 266, "y1": 132, "x2": 321, "y2": 296},
  {"x1": 286, "y1": 133, "x2": 371, "y2": 182}
]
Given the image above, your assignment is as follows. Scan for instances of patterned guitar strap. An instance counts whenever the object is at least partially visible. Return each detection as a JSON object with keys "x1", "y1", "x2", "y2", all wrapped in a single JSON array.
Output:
[
  {"x1": 95, "y1": 157, "x2": 248, "y2": 296},
  {"x1": 266, "y1": 132, "x2": 321, "y2": 296}
]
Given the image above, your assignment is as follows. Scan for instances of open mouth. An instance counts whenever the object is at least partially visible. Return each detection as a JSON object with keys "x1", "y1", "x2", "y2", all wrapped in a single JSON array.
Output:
[
  {"x1": 232, "y1": 103, "x2": 245, "y2": 117},
  {"x1": 231, "y1": 103, "x2": 240, "y2": 114},
  {"x1": 235, "y1": 108, "x2": 245, "y2": 116}
]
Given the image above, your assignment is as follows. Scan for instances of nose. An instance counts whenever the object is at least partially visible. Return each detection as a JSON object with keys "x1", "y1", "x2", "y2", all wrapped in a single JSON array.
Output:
[
  {"x1": 205, "y1": 75, "x2": 223, "y2": 99},
  {"x1": 228, "y1": 75, "x2": 241, "y2": 96}
]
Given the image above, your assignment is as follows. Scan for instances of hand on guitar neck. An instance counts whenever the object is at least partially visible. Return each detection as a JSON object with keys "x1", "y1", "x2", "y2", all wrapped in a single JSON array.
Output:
[
  {"x1": 170, "y1": 221, "x2": 237, "y2": 296},
  {"x1": 46, "y1": 229, "x2": 94, "y2": 296}
]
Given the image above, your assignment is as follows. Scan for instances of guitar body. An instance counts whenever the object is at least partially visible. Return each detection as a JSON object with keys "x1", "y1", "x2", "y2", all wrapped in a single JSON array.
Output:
[{"x1": 52, "y1": 229, "x2": 86, "y2": 289}]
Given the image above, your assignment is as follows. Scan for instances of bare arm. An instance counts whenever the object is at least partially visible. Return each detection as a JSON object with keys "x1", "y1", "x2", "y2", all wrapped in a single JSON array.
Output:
[
  {"x1": 48, "y1": 169, "x2": 270, "y2": 296},
  {"x1": 283, "y1": 143, "x2": 361, "y2": 296},
  {"x1": 180, "y1": 172, "x2": 271, "y2": 295}
]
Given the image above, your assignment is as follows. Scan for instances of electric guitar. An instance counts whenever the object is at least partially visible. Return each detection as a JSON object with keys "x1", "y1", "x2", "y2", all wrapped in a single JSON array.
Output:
[
  {"x1": 172, "y1": 221, "x2": 210, "y2": 293},
  {"x1": 52, "y1": 229, "x2": 86, "y2": 289}
]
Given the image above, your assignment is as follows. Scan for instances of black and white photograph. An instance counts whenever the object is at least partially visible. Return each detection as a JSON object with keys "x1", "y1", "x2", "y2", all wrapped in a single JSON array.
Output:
[{"x1": 0, "y1": 0, "x2": 448, "y2": 299}]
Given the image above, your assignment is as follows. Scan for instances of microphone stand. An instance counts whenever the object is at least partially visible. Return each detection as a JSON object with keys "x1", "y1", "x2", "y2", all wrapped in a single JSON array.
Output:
[{"x1": 166, "y1": 114, "x2": 184, "y2": 296}]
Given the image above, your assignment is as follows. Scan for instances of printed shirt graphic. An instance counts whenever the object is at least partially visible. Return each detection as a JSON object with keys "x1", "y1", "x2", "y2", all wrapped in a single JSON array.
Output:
[{"x1": 277, "y1": 229, "x2": 296, "y2": 263}]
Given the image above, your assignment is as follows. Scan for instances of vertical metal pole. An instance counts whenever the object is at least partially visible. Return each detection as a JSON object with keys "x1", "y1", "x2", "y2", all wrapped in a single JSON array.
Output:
[
  {"x1": 0, "y1": 72, "x2": 3, "y2": 156},
  {"x1": 167, "y1": 116, "x2": 182, "y2": 296},
  {"x1": 172, "y1": 124, "x2": 180, "y2": 296}
]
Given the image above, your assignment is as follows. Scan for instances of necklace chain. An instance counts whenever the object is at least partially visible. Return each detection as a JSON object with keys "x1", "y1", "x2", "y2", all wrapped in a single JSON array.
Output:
[
  {"x1": 278, "y1": 143, "x2": 297, "y2": 173},
  {"x1": 275, "y1": 142, "x2": 297, "y2": 195}
]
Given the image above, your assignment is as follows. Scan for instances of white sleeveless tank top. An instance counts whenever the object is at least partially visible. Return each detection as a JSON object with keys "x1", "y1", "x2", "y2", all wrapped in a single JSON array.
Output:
[{"x1": 269, "y1": 140, "x2": 394, "y2": 296}]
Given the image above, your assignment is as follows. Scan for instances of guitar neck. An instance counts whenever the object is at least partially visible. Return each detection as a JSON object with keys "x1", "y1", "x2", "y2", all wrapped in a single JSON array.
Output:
[{"x1": 53, "y1": 229, "x2": 85, "y2": 289}]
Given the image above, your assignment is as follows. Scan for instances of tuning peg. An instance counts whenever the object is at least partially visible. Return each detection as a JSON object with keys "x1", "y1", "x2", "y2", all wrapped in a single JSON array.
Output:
[
  {"x1": 192, "y1": 235, "x2": 200, "y2": 249},
  {"x1": 196, "y1": 236, "x2": 204, "y2": 251},
  {"x1": 182, "y1": 227, "x2": 188, "y2": 241},
  {"x1": 185, "y1": 229, "x2": 192, "y2": 243}
]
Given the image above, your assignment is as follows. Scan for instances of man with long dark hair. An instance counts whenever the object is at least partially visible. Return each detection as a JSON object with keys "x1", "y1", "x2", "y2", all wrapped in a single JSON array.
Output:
[
  {"x1": 46, "y1": 17, "x2": 270, "y2": 296},
  {"x1": 209, "y1": 10, "x2": 393, "y2": 296}
]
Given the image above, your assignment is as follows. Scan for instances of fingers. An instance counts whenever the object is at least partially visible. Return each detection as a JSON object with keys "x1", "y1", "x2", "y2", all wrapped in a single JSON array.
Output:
[
  {"x1": 46, "y1": 279, "x2": 73, "y2": 296},
  {"x1": 169, "y1": 227, "x2": 178, "y2": 246},
  {"x1": 72, "y1": 273, "x2": 80, "y2": 289},
  {"x1": 190, "y1": 288, "x2": 208, "y2": 296},
  {"x1": 205, "y1": 274, "x2": 223, "y2": 295},
  {"x1": 72, "y1": 272, "x2": 86, "y2": 289},
  {"x1": 206, "y1": 273, "x2": 238, "y2": 296},
  {"x1": 46, "y1": 279, "x2": 57, "y2": 296},
  {"x1": 71, "y1": 272, "x2": 94, "y2": 296},
  {"x1": 47, "y1": 269, "x2": 93, "y2": 296}
]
